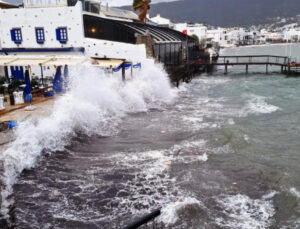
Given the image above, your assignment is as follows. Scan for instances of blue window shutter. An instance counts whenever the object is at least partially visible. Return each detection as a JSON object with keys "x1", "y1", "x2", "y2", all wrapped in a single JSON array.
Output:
[
  {"x1": 56, "y1": 28, "x2": 61, "y2": 41},
  {"x1": 10, "y1": 29, "x2": 16, "y2": 41},
  {"x1": 11, "y1": 28, "x2": 22, "y2": 44},
  {"x1": 36, "y1": 28, "x2": 45, "y2": 44},
  {"x1": 56, "y1": 27, "x2": 68, "y2": 44}
]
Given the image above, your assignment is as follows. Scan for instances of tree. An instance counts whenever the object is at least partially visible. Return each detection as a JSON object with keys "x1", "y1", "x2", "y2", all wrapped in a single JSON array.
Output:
[
  {"x1": 133, "y1": 0, "x2": 151, "y2": 23},
  {"x1": 191, "y1": 34, "x2": 200, "y2": 45},
  {"x1": 199, "y1": 38, "x2": 206, "y2": 49},
  {"x1": 0, "y1": 77, "x2": 5, "y2": 85},
  {"x1": 191, "y1": 34, "x2": 206, "y2": 49}
]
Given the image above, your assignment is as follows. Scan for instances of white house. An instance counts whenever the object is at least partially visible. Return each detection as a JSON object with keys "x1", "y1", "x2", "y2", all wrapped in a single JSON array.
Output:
[
  {"x1": 149, "y1": 14, "x2": 174, "y2": 28},
  {"x1": 260, "y1": 29, "x2": 284, "y2": 43},
  {"x1": 0, "y1": 0, "x2": 195, "y2": 82},
  {"x1": 0, "y1": 0, "x2": 147, "y2": 80},
  {"x1": 283, "y1": 28, "x2": 300, "y2": 42},
  {"x1": 206, "y1": 28, "x2": 229, "y2": 47},
  {"x1": 174, "y1": 23, "x2": 207, "y2": 41}
]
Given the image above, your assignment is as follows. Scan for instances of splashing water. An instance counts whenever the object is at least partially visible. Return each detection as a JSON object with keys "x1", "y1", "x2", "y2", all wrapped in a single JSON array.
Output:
[
  {"x1": 215, "y1": 194, "x2": 275, "y2": 229},
  {"x1": 0, "y1": 60, "x2": 176, "y2": 218}
]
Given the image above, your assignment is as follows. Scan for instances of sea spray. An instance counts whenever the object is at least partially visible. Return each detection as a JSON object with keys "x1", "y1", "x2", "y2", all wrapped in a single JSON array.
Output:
[
  {"x1": 215, "y1": 194, "x2": 275, "y2": 229},
  {"x1": 0, "y1": 59, "x2": 176, "y2": 218}
]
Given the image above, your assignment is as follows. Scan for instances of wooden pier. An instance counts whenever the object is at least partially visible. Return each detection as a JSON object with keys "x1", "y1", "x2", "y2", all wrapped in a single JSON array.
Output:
[{"x1": 200, "y1": 55, "x2": 300, "y2": 75}]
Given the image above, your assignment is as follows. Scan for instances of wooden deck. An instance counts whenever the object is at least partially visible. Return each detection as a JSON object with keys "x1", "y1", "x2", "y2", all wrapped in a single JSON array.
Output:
[{"x1": 0, "y1": 95, "x2": 54, "y2": 122}]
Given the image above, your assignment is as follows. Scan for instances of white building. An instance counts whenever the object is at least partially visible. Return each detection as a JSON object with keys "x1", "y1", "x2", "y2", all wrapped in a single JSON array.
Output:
[
  {"x1": 149, "y1": 14, "x2": 174, "y2": 28},
  {"x1": 283, "y1": 28, "x2": 300, "y2": 42},
  {"x1": 260, "y1": 29, "x2": 284, "y2": 43},
  {"x1": 0, "y1": 0, "x2": 194, "y2": 82},
  {"x1": 174, "y1": 23, "x2": 207, "y2": 42},
  {"x1": 0, "y1": 0, "x2": 147, "y2": 81},
  {"x1": 206, "y1": 28, "x2": 229, "y2": 47}
]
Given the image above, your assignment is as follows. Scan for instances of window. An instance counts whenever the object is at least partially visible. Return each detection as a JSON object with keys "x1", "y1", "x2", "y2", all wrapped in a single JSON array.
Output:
[
  {"x1": 10, "y1": 28, "x2": 22, "y2": 44},
  {"x1": 56, "y1": 27, "x2": 68, "y2": 44},
  {"x1": 35, "y1": 28, "x2": 45, "y2": 44}
]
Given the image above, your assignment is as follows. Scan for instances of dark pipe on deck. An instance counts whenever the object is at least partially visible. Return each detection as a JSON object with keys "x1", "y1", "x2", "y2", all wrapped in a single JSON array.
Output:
[{"x1": 123, "y1": 209, "x2": 161, "y2": 229}]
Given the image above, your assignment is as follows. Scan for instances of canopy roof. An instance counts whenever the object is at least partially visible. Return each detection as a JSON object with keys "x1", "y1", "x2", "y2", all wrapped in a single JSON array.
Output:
[
  {"x1": 0, "y1": 55, "x2": 125, "y2": 68},
  {"x1": 100, "y1": 7, "x2": 138, "y2": 21},
  {"x1": 121, "y1": 21, "x2": 190, "y2": 43},
  {"x1": 83, "y1": 15, "x2": 195, "y2": 44},
  {"x1": 90, "y1": 59, "x2": 125, "y2": 68},
  {"x1": 0, "y1": 0, "x2": 18, "y2": 8}
]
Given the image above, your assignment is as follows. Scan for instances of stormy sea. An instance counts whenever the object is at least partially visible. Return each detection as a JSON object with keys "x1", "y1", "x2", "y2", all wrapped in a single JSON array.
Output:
[{"x1": 0, "y1": 44, "x2": 300, "y2": 228}]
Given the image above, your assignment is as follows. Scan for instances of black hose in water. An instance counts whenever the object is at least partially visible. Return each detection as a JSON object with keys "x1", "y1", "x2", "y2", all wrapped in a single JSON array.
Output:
[{"x1": 123, "y1": 209, "x2": 161, "y2": 229}]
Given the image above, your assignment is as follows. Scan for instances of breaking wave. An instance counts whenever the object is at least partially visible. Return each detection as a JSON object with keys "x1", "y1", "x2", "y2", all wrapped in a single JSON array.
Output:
[
  {"x1": 240, "y1": 94, "x2": 280, "y2": 116},
  {"x1": 159, "y1": 197, "x2": 203, "y2": 226},
  {"x1": 290, "y1": 187, "x2": 300, "y2": 199},
  {"x1": 0, "y1": 59, "x2": 176, "y2": 218},
  {"x1": 215, "y1": 193, "x2": 275, "y2": 229}
]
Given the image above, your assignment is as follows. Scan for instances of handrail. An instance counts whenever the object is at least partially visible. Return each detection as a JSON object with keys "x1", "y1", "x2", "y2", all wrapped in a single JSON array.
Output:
[{"x1": 218, "y1": 55, "x2": 288, "y2": 59}]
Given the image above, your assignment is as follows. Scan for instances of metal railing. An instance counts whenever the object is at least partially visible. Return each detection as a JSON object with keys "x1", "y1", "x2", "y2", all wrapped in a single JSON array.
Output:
[{"x1": 218, "y1": 55, "x2": 290, "y2": 65}]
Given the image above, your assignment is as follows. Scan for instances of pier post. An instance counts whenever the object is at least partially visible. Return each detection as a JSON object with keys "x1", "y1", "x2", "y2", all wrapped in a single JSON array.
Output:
[
  {"x1": 246, "y1": 64, "x2": 248, "y2": 74},
  {"x1": 224, "y1": 60, "x2": 229, "y2": 75},
  {"x1": 266, "y1": 64, "x2": 269, "y2": 74},
  {"x1": 281, "y1": 65, "x2": 284, "y2": 74}
]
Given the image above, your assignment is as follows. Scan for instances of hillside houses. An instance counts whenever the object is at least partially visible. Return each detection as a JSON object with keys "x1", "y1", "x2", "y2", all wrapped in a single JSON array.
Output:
[{"x1": 148, "y1": 13, "x2": 300, "y2": 48}]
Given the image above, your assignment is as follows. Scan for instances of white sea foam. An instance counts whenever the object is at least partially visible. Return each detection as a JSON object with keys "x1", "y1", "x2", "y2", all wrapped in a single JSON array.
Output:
[
  {"x1": 262, "y1": 190, "x2": 279, "y2": 200},
  {"x1": 159, "y1": 197, "x2": 202, "y2": 226},
  {"x1": 240, "y1": 94, "x2": 280, "y2": 116},
  {"x1": 215, "y1": 193, "x2": 275, "y2": 229},
  {"x1": 290, "y1": 187, "x2": 300, "y2": 199},
  {"x1": 171, "y1": 139, "x2": 209, "y2": 163},
  {"x1": 90, "y1": 138, "x2": 210, "y2": 222},
  {"x1": 0, "y1": 59, "x2": 176, "y2": 217}
]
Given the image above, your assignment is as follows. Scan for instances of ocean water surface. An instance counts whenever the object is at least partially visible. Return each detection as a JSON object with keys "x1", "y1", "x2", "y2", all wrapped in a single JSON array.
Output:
[{"x1": 0, "y1": 44, "x2": 300, "y2": 228}]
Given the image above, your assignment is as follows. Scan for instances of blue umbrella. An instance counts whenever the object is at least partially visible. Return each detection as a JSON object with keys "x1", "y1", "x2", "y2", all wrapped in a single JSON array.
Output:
[
  {"x1": 63, "y1": 65, "x2": 69, "y2": 91},
  {"x1": 53, "y1": 66, "x2": 63, "y2": 93},
  {"x1": 24, "y1": 69, "x2": 32, "y2": 103}
]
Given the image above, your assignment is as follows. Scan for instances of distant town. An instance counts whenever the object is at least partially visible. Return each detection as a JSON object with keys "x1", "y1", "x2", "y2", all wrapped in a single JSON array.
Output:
[{"x1": 149, "y1": 14, "x2": 300, "y2": 48}]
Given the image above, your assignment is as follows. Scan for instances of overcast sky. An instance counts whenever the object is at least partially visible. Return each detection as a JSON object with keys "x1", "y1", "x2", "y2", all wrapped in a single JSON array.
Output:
[{"x1": 101, "y1": 0, "x2": 179, "y2": 7}]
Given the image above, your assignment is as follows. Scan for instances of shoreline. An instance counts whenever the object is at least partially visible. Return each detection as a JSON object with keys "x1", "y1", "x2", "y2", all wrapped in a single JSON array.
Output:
[{"x1": 222, "y1": 42, "x2": 300, "y2": 50}]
